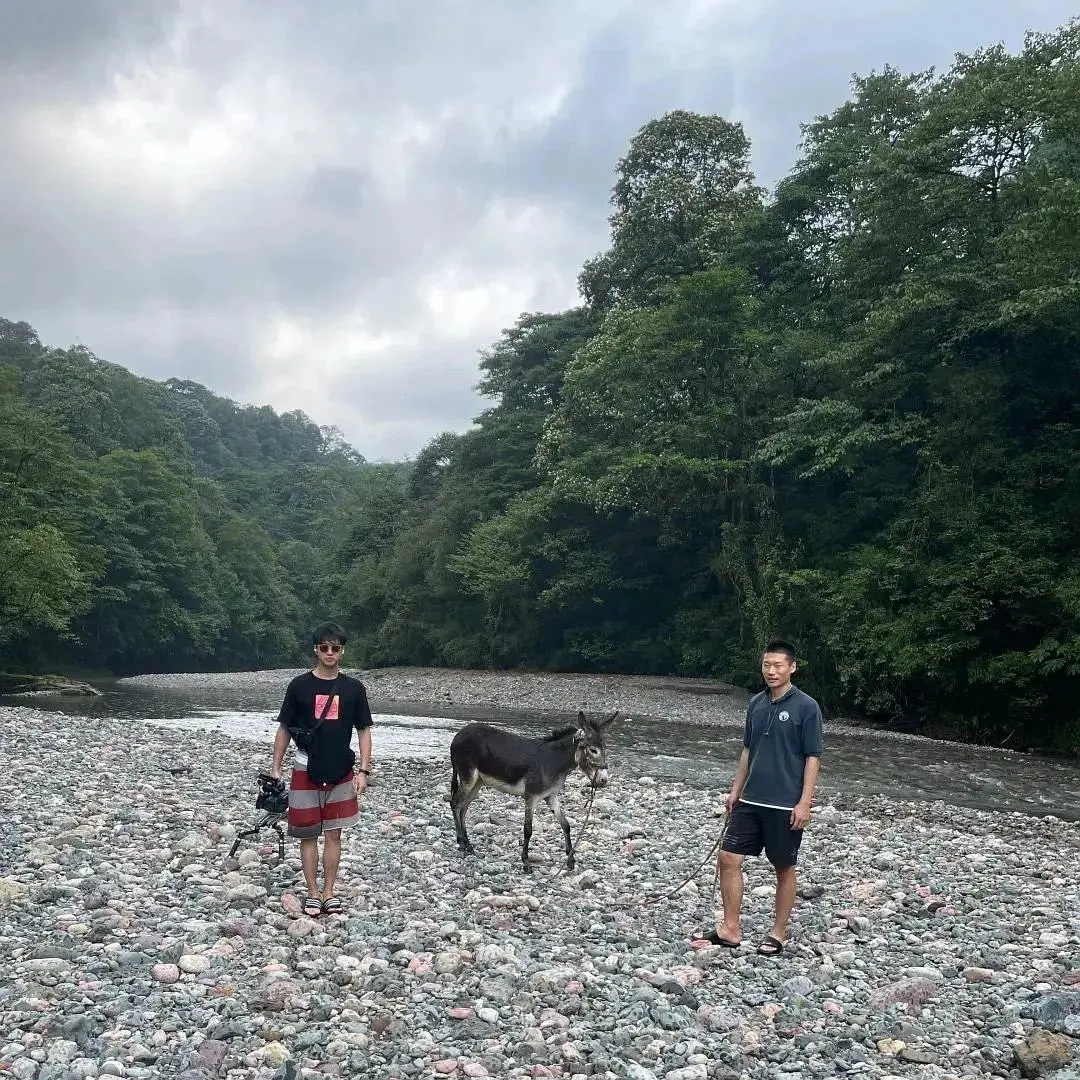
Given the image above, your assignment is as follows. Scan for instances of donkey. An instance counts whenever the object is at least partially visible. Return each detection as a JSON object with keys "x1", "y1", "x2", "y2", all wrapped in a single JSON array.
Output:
[{"x1": 449, "y1": 710, "x2": 618, "y2": 872}]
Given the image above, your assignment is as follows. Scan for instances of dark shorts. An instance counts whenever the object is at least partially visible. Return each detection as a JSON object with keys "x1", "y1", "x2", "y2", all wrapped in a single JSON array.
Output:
[{"x1": 721, "y1": 802, "x2": 803, "y2": 868}]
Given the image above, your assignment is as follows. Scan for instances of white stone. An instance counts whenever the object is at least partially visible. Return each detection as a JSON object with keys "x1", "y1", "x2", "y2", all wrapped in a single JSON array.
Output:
[{"x1": 179, "y1": 954, "x2": 211, "y2": 974}]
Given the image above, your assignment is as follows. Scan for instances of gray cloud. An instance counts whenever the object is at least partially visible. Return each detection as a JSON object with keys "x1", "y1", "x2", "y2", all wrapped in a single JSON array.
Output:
[{"x1": 1, "y1": 0, "x2": 1076, "y2": 460}]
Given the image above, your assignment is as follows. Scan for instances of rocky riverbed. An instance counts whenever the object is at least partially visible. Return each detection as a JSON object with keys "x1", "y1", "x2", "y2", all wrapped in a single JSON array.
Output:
[
  {"x1": 1, "y1": 705, "x2": 1078, "y2": 1080},
  {"x1": 123, "y1": 667, "x2": 751, "y2": 727},
  {"x1": 121, "y1": 666, "x2": 914, "y2": 742}
]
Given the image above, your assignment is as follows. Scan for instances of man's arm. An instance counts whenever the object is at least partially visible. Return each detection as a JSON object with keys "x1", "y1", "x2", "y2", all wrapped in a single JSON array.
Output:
[
  {"x1": 357, "y1": 726, "x2": 372, "y2": 774},
  {"x1": 791, "y1": 701, "x2": 824, "y2": 829},
  {"x1": 790, "y1": 755, "x2": 820, "y2": 829},
  {"x1": 725, "y1": 700, "x2": 754, "y2": 811},
  {"x1": 271, "y1": 724, "x2": 291, "y2": 779},
  {"x1": 270, "y1": 682, "x2": 295, "y2": 779},
  {"x1": 730, "y1": 747, "x2": 749, "y2": 799},
  {"x1": 352, "y1": 683, "x2": 374, "y2": 793}
]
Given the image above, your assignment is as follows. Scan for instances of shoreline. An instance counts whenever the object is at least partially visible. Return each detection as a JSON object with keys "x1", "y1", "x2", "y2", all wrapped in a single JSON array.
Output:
[
  {"x1": 0, "y1": 705, "x2": 1077, "y2": 1080},
  {"x1": 115, "y1": 664, "x2": 1062, "y2": 758}
]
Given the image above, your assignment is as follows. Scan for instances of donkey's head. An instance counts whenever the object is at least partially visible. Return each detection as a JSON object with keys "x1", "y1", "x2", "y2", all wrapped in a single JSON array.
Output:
[{"x1": 573, "y1": 710, "x2": 618, "y2": 788}]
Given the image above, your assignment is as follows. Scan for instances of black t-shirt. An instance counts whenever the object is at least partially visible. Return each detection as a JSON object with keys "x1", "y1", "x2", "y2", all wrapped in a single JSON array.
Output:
[{"x1": 277, "y1": 671, "x2": 374, "y2": 768}]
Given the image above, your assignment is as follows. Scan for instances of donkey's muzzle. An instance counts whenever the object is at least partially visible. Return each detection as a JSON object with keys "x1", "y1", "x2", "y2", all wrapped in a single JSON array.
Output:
[{"x1": 590, "y1": 768, "x2": 610, "y2": 789}]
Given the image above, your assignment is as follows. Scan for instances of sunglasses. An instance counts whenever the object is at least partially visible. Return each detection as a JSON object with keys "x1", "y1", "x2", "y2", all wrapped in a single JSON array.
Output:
[{"x1": 316, "y1": 643, "x2": 343, "y2": 654}]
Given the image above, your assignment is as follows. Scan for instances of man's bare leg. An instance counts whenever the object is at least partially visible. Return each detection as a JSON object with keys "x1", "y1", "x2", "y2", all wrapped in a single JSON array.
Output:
[
  {"x1": 716, "y1": 850, "x2": 745, "y2": 943},
  {"x1": 300, "y1": 838, "x2": 320, "y2": 898},
  {"x1": 322, "y1": 830, "x2": 342, "y2": 899},
  {"x1": 770, "y1": 865, "x2": 797, "y2": 942}
]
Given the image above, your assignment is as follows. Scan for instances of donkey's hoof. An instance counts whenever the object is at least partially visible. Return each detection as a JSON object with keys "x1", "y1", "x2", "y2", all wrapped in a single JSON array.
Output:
[
  {"x1": 566, "y1": 857, "x2": 576, "y2": 871},
  {"x1": 460, "y1": 844, "x2": 475, "y2": 857},
  {"x1": 522, "y1": 862, "x2": 533, "y2": 874}
]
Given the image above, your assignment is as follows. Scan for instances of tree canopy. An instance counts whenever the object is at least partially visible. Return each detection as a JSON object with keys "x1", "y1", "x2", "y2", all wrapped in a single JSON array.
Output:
[{"x1": 3, "y1": 20, "x2": 1078, "y2": 753}]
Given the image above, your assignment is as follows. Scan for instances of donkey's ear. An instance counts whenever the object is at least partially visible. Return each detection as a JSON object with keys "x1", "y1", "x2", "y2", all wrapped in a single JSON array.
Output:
[
  {"x1": 577, "y1": 710, "x2": 589, "y2": 729},
  {"x1": 598, "y1": 710, "x2": 619, "y2": 729}
]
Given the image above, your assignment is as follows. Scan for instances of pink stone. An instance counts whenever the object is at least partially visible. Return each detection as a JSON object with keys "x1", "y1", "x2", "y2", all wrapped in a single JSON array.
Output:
[
  {"x1": 823, "y1": 1000, "x2": 845, "y2": 1014},
  {"x1": 408, "y1": 955, "x2": 434, "y2": 975},
  {"x1": 867, "y1": 977, "x2": 939, "y2": 1012},
  {"x1": 433, "y1": 1061, "x2": 458, "y2": 1075},
  {"x1": 688, "y1": 939, "x2": 713, "y2": 951},
  {"x1": 564, "y1": 980, "x2": 583, "y2": 994},
  {"x1": 915, "y1": 885, "x2": 932, "y2": 898},
  {"x1": 462, "y1": 1066, "x2": 489, "y2": 1078},
  {"x1": 670, "y1": 966, "x2": 704, "y2": 985},
  {"x1": 531, "y1": 1068, "x2": 554, "y2": 1078},
  {"x1": 447, "y1": 1007, "x2": 475, "y2": 1020},
  {"x1": 962, "y1": 967, "x2": 995, "y2": 983},
  {"x1": 281, "y1": 893, "x2": 302, "y2": 915},
  {"x1": 152, "y1": 964, "x2": 180, "y2": 984}
]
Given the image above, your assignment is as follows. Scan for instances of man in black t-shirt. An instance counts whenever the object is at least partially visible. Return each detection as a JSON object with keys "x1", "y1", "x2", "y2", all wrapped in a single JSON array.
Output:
[{"x1": 270, "y1": 622, "x2": 373, "y2": 918}]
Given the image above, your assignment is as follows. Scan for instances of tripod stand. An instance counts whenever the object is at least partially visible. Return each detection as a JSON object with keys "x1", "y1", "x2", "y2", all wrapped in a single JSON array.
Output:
[
  {"x1": 229, "y1": 811, "x2": 286, "y2": 862},
  {"x1": 229, "y1": 773, "x2": 289, "y2": 862}
]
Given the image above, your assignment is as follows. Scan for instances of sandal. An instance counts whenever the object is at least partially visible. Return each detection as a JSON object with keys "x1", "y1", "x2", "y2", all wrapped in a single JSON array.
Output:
[
  {"x1": 757, "y1": 935, "x2": 785, "y2": 956},
  {"x1": 321, "y1": 897, "x2": 342, "y2": 915},
  {"x1": 700, "y1": 930, "x2": 740, "y2": 948},
  {"x1": 303, "y1": 896, "x2": 322, "y2": 917}
]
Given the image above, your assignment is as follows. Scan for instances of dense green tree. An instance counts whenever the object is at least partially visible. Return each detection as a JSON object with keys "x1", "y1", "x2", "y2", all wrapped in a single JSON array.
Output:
[
  {"x1": 580, "y1": 110, "x2": 763, "y2": 308},
  {"x1": 3, "y1": 19, "x2": 1078, "y2": 753}
]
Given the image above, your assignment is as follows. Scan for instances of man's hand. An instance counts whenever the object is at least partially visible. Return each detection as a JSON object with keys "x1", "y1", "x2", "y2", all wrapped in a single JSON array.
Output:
[
  {"x1": 270, "y1": 763, "x2": 282, "y2": 780},
  {"x1": 724, "y1": 789, "x2": 740, "y2": 815},
  {"x1": 790, "y1": 800, "x2": 812, "y2": 830},
  {"x1": 354, "y1": 771, "x2": 367, "y2": 796}
]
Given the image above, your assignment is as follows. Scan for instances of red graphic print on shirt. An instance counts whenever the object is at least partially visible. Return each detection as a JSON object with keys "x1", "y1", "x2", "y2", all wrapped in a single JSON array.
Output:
[{"x1": 314, "y1": 694, "x2": 339, "y2": 721}]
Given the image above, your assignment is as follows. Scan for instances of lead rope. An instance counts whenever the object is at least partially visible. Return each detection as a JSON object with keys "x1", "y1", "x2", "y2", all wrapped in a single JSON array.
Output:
[
  {"x1": 641, "y1": 719, "x2": 768, "y2": 910},
  {"x1": 568, "y1": 782, "x2": 597, "y2": 865},
  {"x1": 641, "y1": 809, "x2": 730, "y2": 906},
  {"x1": 551, "y1": 778, "x2": 598, "y2": 877}
]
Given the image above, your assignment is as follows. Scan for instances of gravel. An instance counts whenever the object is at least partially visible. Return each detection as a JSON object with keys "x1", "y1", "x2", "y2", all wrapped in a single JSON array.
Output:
[
  {"x1": 122, "y1": 666, "x2": 986, "y2": 748},
  {"x1": 0, "y1": 699, "x2": 1078, "y2": 1080}
]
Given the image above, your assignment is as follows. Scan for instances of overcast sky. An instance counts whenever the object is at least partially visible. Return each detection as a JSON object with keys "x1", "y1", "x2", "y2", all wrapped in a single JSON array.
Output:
[{"x1": 1, "y1": 1, "x2": 1075, "y2": 461}]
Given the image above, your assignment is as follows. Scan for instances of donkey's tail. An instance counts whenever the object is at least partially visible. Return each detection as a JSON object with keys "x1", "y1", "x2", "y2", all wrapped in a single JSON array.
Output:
[{"x1": 449, "y1": 766, "x2": 459, "y2": 803}]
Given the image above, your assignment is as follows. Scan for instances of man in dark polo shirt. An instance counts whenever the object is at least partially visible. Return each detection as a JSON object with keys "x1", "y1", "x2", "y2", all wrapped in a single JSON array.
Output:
[{"x1": 703, "y1": 638, "x2": 823, "y2": 955}]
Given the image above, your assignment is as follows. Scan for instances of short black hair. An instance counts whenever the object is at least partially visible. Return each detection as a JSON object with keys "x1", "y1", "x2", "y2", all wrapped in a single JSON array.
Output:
[
  {"x1": 762, "y1": 638, "x2": 796, "y2": 661},
  {"x1": 312, "y1": 621, "x2": 347, "y2": 647}
]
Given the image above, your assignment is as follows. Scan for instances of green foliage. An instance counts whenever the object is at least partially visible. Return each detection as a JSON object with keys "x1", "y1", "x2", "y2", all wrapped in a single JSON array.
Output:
[
  {"x1": 3, "y1": 19, "x2": 1079, "y2": 753},
  {"x1": 0, "y1": 324, "x2": 378, "y2": 674}
]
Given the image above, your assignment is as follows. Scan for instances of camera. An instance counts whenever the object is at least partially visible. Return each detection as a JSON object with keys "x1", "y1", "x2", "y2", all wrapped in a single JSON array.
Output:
[
  {"x1": 255, "y1": 772, "x2": 288, "y2": 815},
  {"x1": 228, "y1": 772, "x2": 289, "y2": 862}
]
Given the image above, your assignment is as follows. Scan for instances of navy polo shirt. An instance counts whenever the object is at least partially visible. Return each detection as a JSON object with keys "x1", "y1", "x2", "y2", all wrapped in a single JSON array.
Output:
[{"x1": 740, "y1": 685, "x2": 823, "y2": 810}]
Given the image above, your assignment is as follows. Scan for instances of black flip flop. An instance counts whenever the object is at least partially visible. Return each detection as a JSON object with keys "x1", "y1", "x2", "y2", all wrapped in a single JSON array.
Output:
[
  {"x1": 700, "y1": 930, "x2": 740, "y2": 948},
  {"x1": 756, "y1": 935, "x2": 785, "y2": 956},
  {"x1": 303, "y1": 896, "x2": 322, "y2": 917}
]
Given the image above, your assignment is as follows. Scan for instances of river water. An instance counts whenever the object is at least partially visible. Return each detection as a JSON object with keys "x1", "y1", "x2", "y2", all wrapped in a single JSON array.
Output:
[{"x1": 14, "y1": 678, "x2": 1079, "y2": 823}]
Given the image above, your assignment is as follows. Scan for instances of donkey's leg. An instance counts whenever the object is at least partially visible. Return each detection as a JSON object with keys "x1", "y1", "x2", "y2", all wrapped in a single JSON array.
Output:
[
  {"x1": 521, "y1": 795, "x2": 538, "y2": 872},
  {"x1": 545, "y1": 792, "x2": 575, "y2": 870},
  {"x1": 451, "y1": 772, "x2": 480, "y2": 855}
]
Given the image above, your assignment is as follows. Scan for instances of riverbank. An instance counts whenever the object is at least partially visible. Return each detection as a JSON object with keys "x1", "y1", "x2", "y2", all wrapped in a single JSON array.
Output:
[
  {"x1": 0, "y1": 704, "x2": 1077, "y2": 1080},
  {"x1": 120, "y1": 666, "x2": 932, "y2": 747},
  {"x1": 121, "y1": 666, "x2": 750, "y2": 728}
]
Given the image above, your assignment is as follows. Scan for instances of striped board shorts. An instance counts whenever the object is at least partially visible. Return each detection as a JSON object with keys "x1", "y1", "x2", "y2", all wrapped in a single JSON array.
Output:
[{"x1": 287, "y1": 767, "x2": 360, "y2": 839}]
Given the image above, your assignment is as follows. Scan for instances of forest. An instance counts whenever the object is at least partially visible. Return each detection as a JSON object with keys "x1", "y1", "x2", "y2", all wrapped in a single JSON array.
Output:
[{"x1": 2, "y1": 24, "x2": 1078, "y2": 754}]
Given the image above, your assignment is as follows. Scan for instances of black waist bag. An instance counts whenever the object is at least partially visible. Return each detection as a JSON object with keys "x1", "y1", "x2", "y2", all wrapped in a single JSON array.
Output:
[{"x1": 304, "y1": 679, "x2": 355, "y2": 786}]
